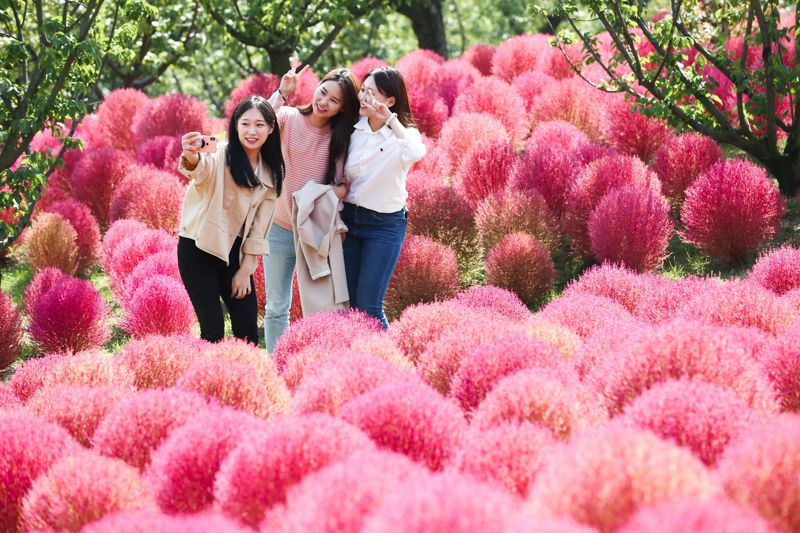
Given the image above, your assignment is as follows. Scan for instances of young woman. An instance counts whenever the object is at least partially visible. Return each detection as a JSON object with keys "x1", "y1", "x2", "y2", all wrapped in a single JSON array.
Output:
[
  {"x1": 178, "y1": 96, "x2": 284, "y2": 345},
  {"x1": 341, "y1": 67, "x2": 426, "y2": 328},
  {"x1": 264, "y1": 67, "x2": 360, "y2": 352}
]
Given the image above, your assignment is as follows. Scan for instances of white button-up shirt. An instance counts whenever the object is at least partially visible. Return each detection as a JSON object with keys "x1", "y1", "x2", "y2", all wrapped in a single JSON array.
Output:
[{"x1": 344, "y1": 116, "x2": 427, "y2": 213}]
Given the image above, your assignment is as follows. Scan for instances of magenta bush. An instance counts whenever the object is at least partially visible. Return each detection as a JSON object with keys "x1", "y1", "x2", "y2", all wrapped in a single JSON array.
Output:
[
  {"x1": 82, "y1": 510, "x2": 250, "y2": 533},
  {"x1": 108, "y1": 228, "x2": 175, "y2": 296},
  {"x1": 603, "y1": 97, "x2": 673, "y2": 163},
  {"x1": 123, "y1": 275, "x2": 195, "y2": 337},
  {"x1": 436, "y1": 59, "x2": 481, "y2": 112},
  {"x1": 124, "y1": 251, "x2": 180, "y2": 301},
  {"x1": 223, "y1": 73, "x2": 280, "y2": 118},
  {"x1": 491, "y1": 34, "x2": 551, "y2": 81},
  {"x1": 350, "y1": 56, "x2": 389, "y2": 83},
  {"x1": 132, "y1": 93, "x2": 212, "y2": 145},
  {"x1": 510, "y1": 145, "x2": 582, "y2": 217},
  {"x1": 749, "y1": 245, "x2": 800, "y2": 295},
  {"x1": 759, "y1": 328, "x2": 800, "y2": 411},
  {"x1": 110, "y1": 167, "x2": 184, "y2": 232},
  {"x1": 618, "y1": 498, "x2": 776, "y2": 533},
  {"x1": 513, "y1": 72, "x2": 559, "y2": 112},
  {"x1": 135, "y1": 135, "x2": 184, "y2": 179},
  {"x1": 100, "y1": 219, "x2": 149, "y2": 273},
  {"x1": 526, "y1": 120, "x2": 590, "y2": 152},
  {"x1": 562, "y1": 263, "x2": 650, "y2": 313},
  {"x1": 395, "y1": 49, "x2": 444, "y2": 90},
  {"x1": 405, "y1": 178, "x2": 478, "y2": 258},
  {"x1": 95, "y1": 88, "x2": 151, "y2": 153},
  {"x1": 452, "y1": 285, "x2": 530, "y2": 321},
  {"x1": 475, "y1": 188, "x2": 561, "y2": 252},
  {"x1": 0, "y1": 291, "x2": 22, "y2": 371},
  {"x1": 529, "y1": 78, "x2": 607, "y2": 141},
  {"x1": 453, "y1": 76, "x2": 529, "y2": 145},
  {"x1": 116, "y1": 334, "x2": 205, "y2": 389},
  {"x1": 9, "y1": 355, "x2": 62, "y2": 401},
  {"x1": 0, "y1": 384, "x2": 21, "y2": 412},
  {"x1": 538, "y1": 293, "x2": 635, "y2": 338},
  {"x1": 438, "y1": 112, "x2": 509, "y2": 169},
  {"x1": 463, "y1": 43, "x2": 495, "y2": 76},
  {"x1": 485, "y1": 233, "x2": 555, "y2": 307},
  {"x1": 70, "y1": 147, "x2": 135, "y2": 228},
  {"x1": 651, "y1": 132, "x2": 722, "y2": 203},
  {"x1": 45, "y1": 199, "x2": 101, "y2": 274},
  {"x1": 454, "y1": 137, "x2": 517, "y2": 203},
  {"x1": 406, "y1": 84, "x2": 448, "y2": 138},
  {"x1": 411, "y1": 137, "x2": 452, "y2": 178}
]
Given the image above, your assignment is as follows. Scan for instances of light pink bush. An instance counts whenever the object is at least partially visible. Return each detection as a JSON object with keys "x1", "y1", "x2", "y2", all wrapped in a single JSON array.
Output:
[
  {"x1": 562, "y1": 263, "x2": 650, "y2": 313},
  {"x1": 0, "y1": 384, "x2": 21, "y2": 411},
  {"x1": 116, "y1": 334, "x2": 205, "y2": 389},
  {"x1": 759, "y1": 328, "x2": 800, "y2": 411},
  {"x1": 619, "y1": 498, "x2": 776, "y2": 533},
  {"x1": 0, "y1": 291, "x2": 22, "y2": 370},
  {"x1": 223, "y1": 73, "x2": 281, "y2": 118},
  {"x1": 83, "y1": 510, "x2": 250, "y2": 533},
  {"x1": 651, "y1": 132, "x2": 722, "y2": 203},
  {"x1": 588, "y1": 186, "x2": 674, "y2": 272},
  {"x1": 96, "y1": 88, "x2": 151, "y2": 153},
  {"x1": 485, "y1": 233, "x2": 555, "y2": 307},
  {"x1": 350, "y1": 56, "x2": 389, "y2": 83},
  {"x1": 453, "y1": 76, "x2": 529, "y2": 145},
  {"x1": 20, "y1": 451, "x2": 156, "y2": 531},
  {"x1": 110, "y1": 167, "x2": 184, "y2": 232},
  {"x1": 538, "y1": 293, "x2": 635, "y2": 338},
  {"x1": 522, "y1": 317, "x2": 585, "y2": 361},
  {"x1": 70, "y1": 147, "x2": 136, "y2": 228},
  {"x1": 572, "y1": 321, "x2": 653, "y2": 378},
  {"x1": 749, "y1": 245, "x2": 800, "y2": 295},
  {"x1": 449, "y1": 422, "x2": 556, "y2": 497},
  {"x1": 529, "y1": 424, "x2": 716, "y2": 532},
  {"x1": 384, "y1": 235, "x2": 461, "y2": 321},
  {"x1": 411, "y1": 136, "x2": 452, "y2": 178},
  {"x1": 396, "y1": 49, "x2": 444, "y2": 90},
  {"x1": 405, "y1": 178, "x2": 478, "y2": 258},
  {"x1": 603, "y1": 97, "x2": 673, "y2": 162},
  {"x1": 147, "y1": 407, "x2": 266, "y2": 513},
  {"x1": 35, "y1": 350, "x2": 136, "y2": 394},
  {"x1": 132, "y1": 93, "x2": 212, "y2": 145},
  {"x1": 438, "y1": 112, "x2": 509, "y2": 169},
  {"x1": 491, "y1": 34, "x2": 551, "y2": 81},
  {"x1": 9, "y1": 354, "x2": 62, "y2": 401},
  {"x1": 407, "y1": 84, "x2": 448, "y2": 138},
  {"x1": 454, "y1": 137, "x2": 517, "y2": 203},
  {"x1": 621, "y1": 378, "x2": 757, "y2": 465},
  {"x1": 526, "y1": 120, "x2": 591, "y2": 152},
  {"x1": 680, "y1": 159, "x2": 785, "y2": 263},
  {"x1": 45, "y1": 199, "x2": 101, "y2": 274},
  {"x1": 475, "y1": 188, "x2": 560, "y2": 251},
  {"x1": 340, "y1": 381, "x2": 467, "y2": 470},
  {"x1": 94, "y1": 389, "x2": 209, "y2": 470},
  {"x1": 463, "y1": 43, "x2": 495, "y2": 76},
  {"x1": 122, "y1": 275, "x2": 195, "y2": 337},
  {"x1": 21, "y1": 212, "x2": 79, "y2": 275},
  {"x1": 510, "y1": 145, "x2": 582, "y2": 217},
  {"x1": 585, "y1": 320, "x2": 779, "y2": 414},
  {"x1": 28, "y1": 277, "x2": 110, "y2": 353},
  {"x1": 214, "y1": 413, "x2": 374, "y2": 528},
  {"x1": 452, "y1": 285, "x2": 530, "y2": 321},
  {"x1": 108, "y1": 228, "x2": 175, "y2": 296},
  {"x1": 124, "y1": 251, "x2": 180, "y2": 301},
  {"x1": 633, "y1": 275, "x2": 722, "y2": 323},
  {"x1": 529, "y1": 78, "x2": 607, "y2": 141},
  {"x1": 717, "y1": 413, "x2": 800, "y2": 532},
  {"x1": 513, "y1": 72, "x2": 559, "y2": 112},
  {"x1": 0, "y1": 413, "x2": 82, "y2": 530},
  {"x1": 100, "y1": 219, "x2": 149, "y2": 273}
]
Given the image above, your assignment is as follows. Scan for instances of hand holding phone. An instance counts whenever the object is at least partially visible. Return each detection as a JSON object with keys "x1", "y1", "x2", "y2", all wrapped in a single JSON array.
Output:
[{"x1": 194, "y1": 135, "x2": 217, "y2": 153}]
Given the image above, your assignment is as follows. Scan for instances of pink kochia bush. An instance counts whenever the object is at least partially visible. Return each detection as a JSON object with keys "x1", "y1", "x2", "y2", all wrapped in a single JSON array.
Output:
[
  {"x1": 132, "y1": 93, "x2": 212, "y2": 145},
  {"x1": 491, "y1": 34, "x2": 551, "y2": 81},
  {"x1": 28, "y1": 277, "x2": 110, "y2": 353},
  {"x1": 449, "y1": 422, "x2": 557, "y2": 497},
  {"x1": 529, "y1": 78, "x2": 606, "y2": 141},
  {"x1": 224, "y1": 73, "x2": 279, "y2": 118},
  {"x1": 384, "y1": 235, "x2": 461, "y2": 321},
  {"x1": 213, "y1": 414, "x2": 374, "y2": 528},
  {"x1": 100, "y1": 219, "x2": 149, "y2": 273},
  {"x1": 475, "y1": 188, "x2": 561, "y2": 251},
  {"x1": 680, "y1": 159, "x2": 784, "y2": 263},
  {"x1": 562, "y1": 263, "x2": 650, "y2": 313},
  {"x1": 28, "y1": 351, "x2": 136, "y2": 398},
  {"x1": 452, "y1": 285, "x2": 531, "y2": 321},
  {"x1": 538, "y1": 293, "x2": 635, "y2": 338},
  {"x1": 23, "y1": 267, "x2": 70, "y2": 316},
  {"x1": 510, "y1": 145, "x2": 581, "y2": 217},
  {"x1": 618, "y1": 498, "x2": 776, "y2": 533},
  {"x1": 717, "y1": 414, "x2": 800, "y2": 532},
  {"x1": 340, "y1": 381, "x2": 467, "y2": 471},
  {"x1": 95, "y1": 88, "x2": 151, "y2": 153},
  {"x1": 759, "y1": 328, "x2": 800, "y2": 411},
  {"x1": 0, "y1": 413, "x2": 82, "y2": 530},
  {"x1": 453, "y1": 77, "x2": 529, "y2": 145},
  {"x1": 529, "y1": 424, "x2": 716, "y2": 532},
  {"x1": 749, "y1": 245, "x2": 800, "y2": 295},
  {"x1": 123, "y1": 275, "x2": 195, "y2": 337},
  {"x1": 438, "y1": 112, "x2": 509, "y2": 168},
  {"x1": 0, "y1": 384, "x2": 21, "y2": 411},
  {"x1": 455, "y1": 138, "x2": 517, "y2": 203},
  {"x1": 110, "y1": 167, "x2": 185, "y2": 232},
  {"x1": 45, "y1": 199, "x2": 101, "y2": 274},
  {"x1": 350, "y1": 56, "x2": 389, "y2": 84},
  {"x1": 620, "y1": 378, "x2": 757, "y2": 465},
  {"x1": 651, "y1": 132, "x2": 722, "y2": 203},
  {"x1": 93, "y1": 389, "x2": 209, "y2": 471},
  {"x1": 485, "y1": 233, "x2": 555, "y2": 307},
  {"x1": 21, "y1": 212, "x2": 79, "y2": 275},
  {"x1": 0, "y1": 290, "x2": 22, "y2": 370},
  {"x1": 82, "y1": 510, "x2": 251, "y2": 533},
  {"x1": 463, "y1": 43, "x2": 495, "y2": 76},
  {"x1": 526, "y1": 120, "x2": 590, "y2": 152},
  {"x1": 20, "y1": 452, "x2": 156, "y2": 532},
  {"x1": 108, "y1": 228, "x2": 175, "y2": 296},
  {"x1": 116, "y1": 334, "x2": 205, "y2": 389},
  {"x1": 588, "y1": 186, "x2": 674, "y2": 272},
  {"x1": 70, "y1": 147, "x2": 135, "y2": 228},
  {"x1": 125, "y1": 251, "x2": 180, "y2": 301},
  {"x1": 406, "y1": 84, "x2": 448, "y2": 138},
  {"x1": 602, "y1": 97, "x2": 673, "y2": 163}
]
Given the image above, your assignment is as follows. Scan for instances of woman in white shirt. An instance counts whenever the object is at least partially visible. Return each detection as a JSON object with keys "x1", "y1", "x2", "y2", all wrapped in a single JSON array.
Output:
[{"x1": 341, "y1": 67, "x2": 426, "y2": 328}]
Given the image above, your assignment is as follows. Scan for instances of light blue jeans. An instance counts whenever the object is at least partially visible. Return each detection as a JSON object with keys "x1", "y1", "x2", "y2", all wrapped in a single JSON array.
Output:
[{"x1": 264, "y1": 224, "x2": 296, "y2": 353}]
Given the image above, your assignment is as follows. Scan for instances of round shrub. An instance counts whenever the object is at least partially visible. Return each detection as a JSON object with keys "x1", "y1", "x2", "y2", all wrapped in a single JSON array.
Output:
[
  {"x1": 110, "y1": 167, "x2": 184, "y2": 232},
  {"x1": 436, "y1": 59, "x2": 481, "y2": 112},
  {"x1": 450, "y1": 333, "x2": 567, "y2": 412},
  {"x1": 350, "y1": 56, "x2": 389, "y2": 84},
  {"x1": 513, "y1": 72, "x2": 559, "y2": 112},
  {"x1": 407, "y1": 84, "x2": 448, "y2": 138},
  {"x1": 680, "y1": 159, "x2": 785, "y2": 263},
  {"x1": 453, "y1": 77, "x2": 529, "y2": 145},
  {"x1": 28, "y1": 277, "x2": 110, "y2": 353},
  {"x1": 108, "y1": 228, "x2": 175, "y2": 296},
  {"x1": 21, "y1": 212, "x2": 79, "y2": 274},
  {"x1": 70, "y1": 147, "x2": 136, "y2": 228},
  {"x1": 135, "y1": 135, "x2": 184, "y2": 179},
  {"x1": 510, "y1": 145, "x2": 582, "y2": 217},
  {"x1": 585, "y1": 320, "x2": 779, "y2": 415},
  {"x1": 411, "y1": 137, "x2": 452, "y2": 178},
  {"x1": 214, "y1": 413, "x2": 374, "y2": 528},
  {"x1": 538, "y1": 293, "x2": 635, "y2": 338},
  {"x1": 340, "y1": 381, "x2": 467, "y2": 470},
  {"x1": 522, "y1": 317, "x2": 584, "y2": 360},
  {"x1": 116, "y1": 334, "x2": 205, "y2": 389},
  {"x1": 45, "y1": 199, "x2": 101, "y2": 274},
  {"x1": 588, "y1": 186, "x2": 674, "y2": 272},
  {"x1": 0, "y1": 413, "x2": 82, "y2": 530},
  {"x1": 572, "y1": 321, "x2": 653, "y2": 378},
  {"x1": 124, "y1": 251, "x2": 180, "y2": 301},
  {"x1": 633, "y1": 275, "x2": 722, "y2": 323},
  {"x1": 123, "y1": 275, "x2": 195, "y2": 337},
  {"x1": 0, "y1": 291, "x2": 22, "y2": 371},
  {"x1": 224, "y1": 73, "x2": 280, "y2": 118},
  {"x1": 438, "y1": 112, "x2": 509, "y2": 170},
  {"x1": 395, "y1": 49, "x2": 444, "y2": 89},
  {"x1": 20, "y1": 451, "x2": 156, "y2": 532},
  {"x1": 290, "y1": 351, "x2": 419, "y2": 415},
  {"x1": 449, "y1": 422, "x2": 556, "y2": 497},
  {"x1": 749, "y1": 245, "x2": 800, "y2": 295},
  {"x1": 485, "y1": 233, "x2": 555, "y2": 307},
  {"x1": 147, "y1": 407, "x2": 266, "y2": 513},
  {"x1": 562, "y1": 262, "x2": 650, "y2": 313},
  {"x1": 529, "y1": 78, "x2": 607, "y2": 141},
  {"x1": 491, "y1": 34, "x2": 551, "y2": 81},
  {"x1": 651, "y1": 132, "x2": 722, "y2": 203},
  {"x1": 618, "y1": 498, "x2": 776, "y2": 533},
  {"x1": 100, "y1": 219, "x2": 149, "y2": 273},
  {"x1": 26, "y1": 385, "x2": 133, "y2": 447},
  {"x1": 527, "y1": 120, "x2": 590, "y2": 152},
  {"x1": 132, "y1": 93, "x2": 212, "y2": 145},
  {"x1": 620, "y1": 378, "x2": 757, "y2": 465},
  {"x1": 95, "y1": 88, "x2": 151, "y2": 153},
  {"x1": 472, "y1": 367, "x2": 607, "y2": 438},
  {"x1": 93, "y1": 389, "x2": 209, "y2": 470},
  {"x1": 9, "y1": 354, "x2": 62, "y2": 401},
  {"x1": 454, "y1": 138, "x2": 517, "y2": 203},
  {"x1": 475, "y1": 188, "x2": 560, "y2": 251},
  {"x1": 717, "y1": 413, "x2": 800, "y2": 532},
  {"x1": 564, "y1": 154, "x2": 661, "y2": 254},
  {"x1": 83, "y1": 510, "x2": 251, "y2": 533},
  {"x1": 759, "y1": 328, "x2": 800, "y2": 411},
  {"x1": 384, "y1": 235, "x2": 460, "y2": 321},
  {"x1": 529, "y1": 424, "x2": 716, "y2": 532},
  {"x1": 36, "y1": 350, "x2": 136, "y2": 394},
  {"x1": 452, "y1": 285, "x2": 531, "y2": 321},
  {"x1": 603, "y1": 97, "x2": 673, "y2": 163},
  {"x1": 463, "y1": 43, "x2": 495, "y2": 76},
  {"x1": 0, "y1": 384, "x2": 21, "y2": 411}
]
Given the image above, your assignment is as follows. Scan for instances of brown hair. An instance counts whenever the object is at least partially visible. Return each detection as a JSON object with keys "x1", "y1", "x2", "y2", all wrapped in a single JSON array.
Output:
[{"x1": 365, "y1": 67, "x2": 416, "y2": 128}]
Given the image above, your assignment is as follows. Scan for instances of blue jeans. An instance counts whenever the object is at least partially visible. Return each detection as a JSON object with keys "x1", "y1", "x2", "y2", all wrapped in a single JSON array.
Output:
[
  {"x1": 341, "y1": 202, "x2": 407, "y2": 329},
  {"x1": 264, "y1": 223, "x2": 296, "y2": 353}
]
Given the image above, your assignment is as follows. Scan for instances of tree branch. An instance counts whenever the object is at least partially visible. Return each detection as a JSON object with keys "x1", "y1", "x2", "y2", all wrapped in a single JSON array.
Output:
[
  {"x1": 736, "y1": 3, "x2": 756, "y2": 138},
  {"x1": 751, "y1": 0, "x2": 778, "y2": 153},
  {"x1": 301, "y1": 23, "x2": 345, "y2": 68}
]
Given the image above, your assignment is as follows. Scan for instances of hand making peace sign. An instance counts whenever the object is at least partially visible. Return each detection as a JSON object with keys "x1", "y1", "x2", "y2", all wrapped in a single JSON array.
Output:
[{"x1": 279, "y1": 64, "x2": 311, "y2": 98}]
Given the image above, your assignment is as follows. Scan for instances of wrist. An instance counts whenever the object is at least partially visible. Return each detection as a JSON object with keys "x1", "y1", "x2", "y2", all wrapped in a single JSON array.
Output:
[{"x1": 384, "y1": 112, "x2": 398, "y2": 127}]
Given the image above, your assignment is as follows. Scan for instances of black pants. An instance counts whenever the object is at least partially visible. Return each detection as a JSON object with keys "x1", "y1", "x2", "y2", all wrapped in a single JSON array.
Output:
[{"x1": 177, "y1": 236, "x2": 258, "y2": 345}]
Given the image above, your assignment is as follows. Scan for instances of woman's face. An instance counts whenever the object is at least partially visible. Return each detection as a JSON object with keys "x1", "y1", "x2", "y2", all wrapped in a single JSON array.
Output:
[
  {"x1": 359, "y1": 75, "x2": 395, "y2": 117},
  {"x1": 311, "y1": 80, "x2": 345, "y2": 120},
  {"x1": 237, "y1": 107, "x2": 273, "y2": 152}
]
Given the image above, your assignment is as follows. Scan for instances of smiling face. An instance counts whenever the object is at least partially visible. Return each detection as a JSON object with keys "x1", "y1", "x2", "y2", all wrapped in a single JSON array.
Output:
[
  {"x1": 359, "y1": 75, "x2": 396, "y2": 117},
  {"x1": 236, "y1": 107, "x2": 273, "y2": 152},
  {"x1": 311, "y1": 80, "x2": 345, "y2": 120}
]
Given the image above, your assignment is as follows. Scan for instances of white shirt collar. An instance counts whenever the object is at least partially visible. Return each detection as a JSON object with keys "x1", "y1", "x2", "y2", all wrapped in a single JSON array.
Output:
[{"x1": 354, "y1": 116, "x2": 392, "y2": 139}]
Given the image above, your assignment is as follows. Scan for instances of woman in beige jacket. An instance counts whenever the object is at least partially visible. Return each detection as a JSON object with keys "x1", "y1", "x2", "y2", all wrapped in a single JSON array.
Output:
[{"x1": 178, "y1": 95, "x2": 285, "y2": 345}]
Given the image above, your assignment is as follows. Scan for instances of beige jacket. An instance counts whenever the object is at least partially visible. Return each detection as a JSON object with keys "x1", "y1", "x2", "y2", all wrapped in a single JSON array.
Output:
[
  {"x1": 291, "y1": 182, "x2": 349, "y2": 316},
  {"x1": 178, "y1": 142, "x2": 277, "y2": 264}
]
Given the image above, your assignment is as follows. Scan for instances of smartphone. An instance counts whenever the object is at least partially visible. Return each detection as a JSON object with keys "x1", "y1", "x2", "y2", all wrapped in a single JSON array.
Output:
[{"x1": 195, "y1": 135, "x2": 217, "y2": 152}]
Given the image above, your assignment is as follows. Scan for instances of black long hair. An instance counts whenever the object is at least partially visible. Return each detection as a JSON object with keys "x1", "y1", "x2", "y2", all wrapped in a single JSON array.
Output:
[
  {"x1": 366, "y1": 67, "x2": 416, "y2": 128},
  {"x1": 298, "y1": 68, "x2": 360, "y2": 184},
  {"x1": 226, "y1": 96, "x2": 285, "y2": 197}
]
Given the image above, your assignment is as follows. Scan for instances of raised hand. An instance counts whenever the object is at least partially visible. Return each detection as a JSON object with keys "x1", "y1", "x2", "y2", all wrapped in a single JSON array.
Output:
[{"x1": 279, "y1": 64, "x2": 311, "y2": 98}]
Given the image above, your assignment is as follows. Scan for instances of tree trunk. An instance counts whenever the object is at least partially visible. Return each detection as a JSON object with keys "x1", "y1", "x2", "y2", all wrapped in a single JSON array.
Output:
[
  {"x1": 267, "y1": 47, "x2": 292, "y2": 74},
  {"x1": 396, "y1": 0, "x2": 447, "y2": 59},
  {"x1": 761, "y1": 151, "x2": 800, "y2": 197}
]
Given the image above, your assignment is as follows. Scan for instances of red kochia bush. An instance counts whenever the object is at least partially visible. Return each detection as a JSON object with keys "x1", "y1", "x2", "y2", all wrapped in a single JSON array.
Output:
[
  {"x1": 123, "y1": 275, "x2": 195, "y2": 337},
  {"x1": 20, "y1": 452, "x2": 156, "y2": 532},
  {"x1": 438, "y1": 112, "x2": 509, "y2": 170},
  {"x1": 680, "y1": 159, "x2": 785, "y2": 263},
  {"x1": 0, "y1": 291, "x2": 22, "y2": 370},
  {"x1": 406, "y1": 84, "x2": 448, "y2": 138},
  {"x1": 588, "y1": 186, "x2": 674, "y2": 272},
  {"x1": 538, "y1": 293, "x2": 635, "y2": 338},
  {"x1": 132, "y1": 93, "x2": 212, "y2": 145},
  {"x1": 412, "y1": 136, "x2": 452, "y2": 178},
  {"x1": 340, "y1": 381, "x2": 467, "y2": 471},
  {"x1": 485, "y1": 233, "x2": 555, "y2": 307},
  {"x1": 759, "y1": 327, "x2": 800, "y2": 411},
  {"x1": 618, "y1": 498, "x2": 776, "y2": 533},
  {"x1": 621, "y1": 378, "x2": 757, "y2": 465},
  {"x1": 491, "y1": 34, "x2": 550, "y2": 81},
  {"x1": 82, "y1": 510, "x2": 250, "y2": 533},
  {"x1": 603, "y1": 97, "x2": 673, "y2": 163},
  {"x1": 395, "y1": 49, "x2": 444, "y2": 90},
  {"x1": 96, "y1": 88, "x2": 150, "y2": 153},
  {"x1": 224, "y1": 73, "x2": 280, "y2": 118},
  {"x1": 28, "y1": 277, "x2": 110, "y2": 353},
  {"x1": 213, "y1": 414, "x2": 374, "y2": 528},
  {"x1": 453, "y1": 77, "x2": 529, "y2": 145},
  {"x1": 384, "y1": 235, "x2": 461, "y2": 321},
  {"x1": 526, "y1": 120, "x2": 591, "y2": 152},
  {"x1": 405, "y1": 178, "x2": 478, "y2": 258},
  {"x1": 463, "y1": 43, "x2": 495, "y2": 76},
  {"x1": 452, "y1": 285, "x2": 531, "y2": 321},
  {"x1": 34, "y1": 351, "x2": 136, "y2": 396},
  {"x1": 0, "y1": 413, "x2": 82, "y2": 530},
  {"x1": 529, "y1": 424, "x2": 715, "y2": 533},
  {"x1": 529, "y1": 78, "x2": 607, "y2": 141},
  {"x1": 475, "y1": 188, "x2": 560, "y2": 251},
  {"x1": 436, "y1": 59, "x2": 481, "y2": 112},
  {"x1": 510, "y1": 145, "x2": 582, "y2": 217},
  {"x1": 110, "y1": 167, "x2": 185, "y2": 232},
  {"x1": 0, "y1": 384, "x2": 21, "y2": 411},
  {"x1": 562, "y1": 262, "x2": 650, "y2": 313},
  {"x1": 135, "y1": 135, "x2": 184, "y2": 179},
  {"x1": 45, "y1": 200, "x2": 101, "y2": 274},
  {"x1": 350, "y1": 56, "x2": 389, "y2": 83},
  {"x1": 513, "y1": 72, "x2": 559, "y2": 112},
  {"x1": 125, "y1": 251, "x2": 180, "y2": 301},
  {"x1": 455, "y1": 138, "x2": 517, "y2": 203},
  {"x1": 100, "y1": 218, "x2": 149, "y2": 273},
  {"x1": 717, "y1": 414, "x2": 800, "y2": 533},
  {"x1": 651, "y1": 132, "x2": 722, "y2": 203},
  {"x1": 116, "y1": 334, "x2": 205, "y2": 389},
  {"x1": 108, "y1": 228, "x2": 175, "y2": 296},
  {"x1": 70, "y1": 147, "x2": 136, "y2": 228},
  {"x1": 749, "y1": 245, "x2": 800, "y2": 295},
  {"x1": 21, "y1": 212, "x2": 79, "y2": 275},
  {"x1": 9, "y1": 355, "x2": 62, "y2": 402}
]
